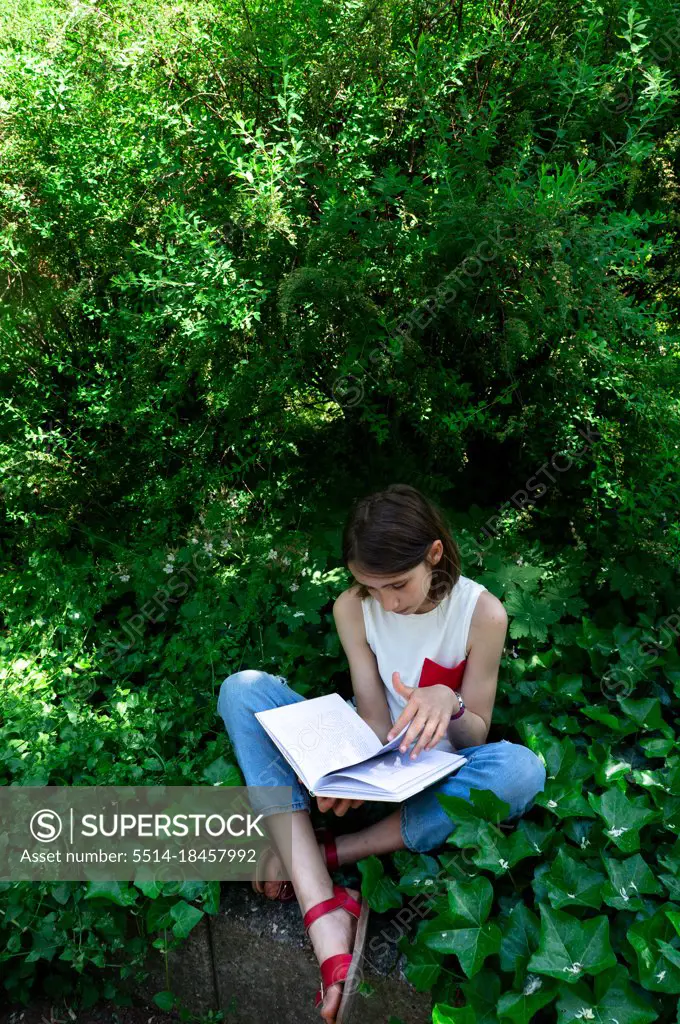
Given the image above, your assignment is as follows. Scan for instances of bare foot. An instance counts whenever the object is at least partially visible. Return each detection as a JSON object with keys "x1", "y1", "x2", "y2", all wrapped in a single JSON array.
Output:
[
  {"x1": 256, "y1": 841, "x2": 328, "y2": 899},
  {"x1": 305, "y1": 886, "x2": 360, "y2": 1023}
]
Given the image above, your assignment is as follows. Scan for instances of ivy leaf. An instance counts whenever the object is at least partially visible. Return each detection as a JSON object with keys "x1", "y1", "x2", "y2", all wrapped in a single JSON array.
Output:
[
  {"x1": 545, "y1": 848, "x2": 606, "y2": 910},
  {"x1": 555, "y1": 964, "x2": 658, "y2": 1023},
  {"x1": 497, "y1": 978, "x2": 556, "y2": 1023},
  {"x1": 499, "y1": 902, "x2": 540, "y2": 978},
  {"x1": 169, "y1": 900, "x2": 204, "y2": 939},
  {"x1": 587, "y1": 788, "x2": 659, "y2": 852},
  {"x1": 537, "y1": 780, "x2": 596, "y2": 820},
  {"x1": 402, "y1": 945, "x2": 442, "y2": 992},
  {"x1": 601, "y1": 852, "x2": 663, "y2": 911},
  {"x1": 432, "y1": 1004, "x2": 476, "y2": 1024},
  {"x1": 202, "y1": 757, "x2": 242, "y2": 786},
  {"x1": 627, "y1": 903, "x2": 680, "y2": 993},
  {"x1": 83, "y1": 881, "x2": 138, "y2": 907},
  {"x1": 460, "y1": 968, "x2": 502, "y2": 1022},
  {"x1": 424, "y1": 922, "x2": 502, "y2": 978},
  {"x1": 528, "y1": 904, "x2": 617, "y2": 983},
  {"x1": 358, "y1": 854, "x2": 402, "y2": 912},
  {"x1": 446, "y1": 876, "x2": 494, "y2": 926}
]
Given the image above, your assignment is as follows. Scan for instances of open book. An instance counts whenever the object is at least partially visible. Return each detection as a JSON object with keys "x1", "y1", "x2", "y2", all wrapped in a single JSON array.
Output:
[{"x1": 255, "y1": 693, "x2": 467, "y2": 801}]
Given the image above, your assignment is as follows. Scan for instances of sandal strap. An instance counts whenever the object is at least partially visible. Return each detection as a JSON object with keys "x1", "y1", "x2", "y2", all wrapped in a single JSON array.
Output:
[
  {"x1": 315, "y1": 826, "x2": 339, "y2": 872},
  {"x1": 334, "y1": 884, "x2": 362, "y2": 919},
  {"x1": 319, "y1": 952, "x2": 353, "y2": 992},
  {"x1": 303, "y1": 884, "x2": 361, "y2": 930},
  {"x1": 303, "y1": 889, "x2": 344, "y2": 931}
]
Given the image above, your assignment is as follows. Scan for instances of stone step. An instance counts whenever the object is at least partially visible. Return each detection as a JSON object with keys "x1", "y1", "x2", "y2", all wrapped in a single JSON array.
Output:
[{"x1": 131, "y1": 882, "x2": 431, "y2": 1024}]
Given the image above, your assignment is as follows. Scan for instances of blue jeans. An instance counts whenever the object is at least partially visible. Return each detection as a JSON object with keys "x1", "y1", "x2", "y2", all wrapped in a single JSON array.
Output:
[{"x1": 217, "y1": 669, "x2": 546, "y2": 854}]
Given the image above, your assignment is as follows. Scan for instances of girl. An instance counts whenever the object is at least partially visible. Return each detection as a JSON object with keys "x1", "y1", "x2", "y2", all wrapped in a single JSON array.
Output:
[{"x1": 217, "y1": 483, "x2": 546, "y2": 1024}]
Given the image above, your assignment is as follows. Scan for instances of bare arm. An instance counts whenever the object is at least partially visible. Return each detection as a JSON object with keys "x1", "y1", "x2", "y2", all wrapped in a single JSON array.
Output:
[
  {"x1": 332, "y1": 586, "x2": 394, "y2": 745},
  {"x1": 446, "y1": 590, "x2": 508, "y2": 749}
]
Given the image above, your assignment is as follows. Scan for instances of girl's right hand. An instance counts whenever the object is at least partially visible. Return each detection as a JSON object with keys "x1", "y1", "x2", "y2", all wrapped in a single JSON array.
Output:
[
  {"x1": 316, "y1": 795, "x2": 365, "y2": 815},
  {"x1": 295, "y1": 776, "x2": 364, "y2": 814}
]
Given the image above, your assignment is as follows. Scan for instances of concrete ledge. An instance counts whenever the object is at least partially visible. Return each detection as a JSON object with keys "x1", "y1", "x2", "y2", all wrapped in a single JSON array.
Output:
[{"x1": 130, "y1": 883, "x2": 431, "y2": 1023}]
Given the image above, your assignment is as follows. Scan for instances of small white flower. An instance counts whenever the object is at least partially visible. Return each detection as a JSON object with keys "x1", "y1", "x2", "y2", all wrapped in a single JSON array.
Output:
[
  {"x1": 281, "y1": 555, "x2": 291, "y2": 566},
  {"x1": 567, "y1": 892, "x2": 576, "y2": 899},
  {"x1": 204, "y1": 542, "x2": 213, "y2": 553},
  {"x1": 221, "y1": 539, "x2": 231, "y2": 549},
  {"x1": 580, "y1": 836, "x2": 590, "y2": 848},
  {"x1": 302, "y1": 551, "x2": 309, "y2": 561},
  {"x1": 564, "y1": 961, "x2": 584, "y2": 976},
  {"x1": 167, "y1": 553, "x2": 175, "y2": 561},
  {"x1": 575, "y1": 1009, "x2": 594, "y2": 1020},
  {"x1": 290, "y1": 583, "x2": 299, "y2": 591},
  {"x1": 293, "y1": 611, "x2": 304, "y2": 617},
  {"x1": 267, "y1": 549, "x2": 277, "y2": 560},
  {"x1": 607, "y1": 827, "x2": 627, "y2": 838},
  {"x1": 163, "y1": 564, "x2": 174, "y2": 574},
  {"x1": 72, "y1": 612, "x2": 80, "y2": 620},
  {"x1": 656, "y1": 970, "x2": 666, "y2": 982},
  {"x1": 119, "y1": 574, "x2": 130, "y2": 582},
  {"x1": 618, "y1": 887, "x2": 630, "y2": 901},
  {"x1": 516, "y1": 556, "x2": 524, "y2": 565},
  {"x1": 630, "y1": 881, "x2": 638, "y2": 891},
  {"x1": 547, "y1": 799, "x2": 558, "y2": 809},
  {"x1": 522, "y1": 975, "x2": 542, "y2": 996},
  {"x1": 499, "y1": 859, "x2": 509, "y2": 869},
  {"x1": 191, "y1": 537, "x2": 198, "y2": 544}
]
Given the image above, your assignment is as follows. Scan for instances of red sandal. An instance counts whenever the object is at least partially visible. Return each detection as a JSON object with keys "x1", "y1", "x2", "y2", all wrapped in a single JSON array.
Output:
[
  {"x1": 303, "y1": 883, "x2": 370, "y2": 1024},
  {"x1": 252, "y1": 827, "x2": 339, "y2": 903}
]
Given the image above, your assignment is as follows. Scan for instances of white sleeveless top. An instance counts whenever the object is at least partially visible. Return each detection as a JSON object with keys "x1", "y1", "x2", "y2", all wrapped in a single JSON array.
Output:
[{"x1": 353, "y1": 574, "x2": 487, "y2": 753}]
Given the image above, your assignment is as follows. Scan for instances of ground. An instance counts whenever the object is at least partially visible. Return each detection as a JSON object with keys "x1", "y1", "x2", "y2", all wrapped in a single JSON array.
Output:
[{"x1": 0, "y1": 1003, "x2": 183, "y2": 1024}]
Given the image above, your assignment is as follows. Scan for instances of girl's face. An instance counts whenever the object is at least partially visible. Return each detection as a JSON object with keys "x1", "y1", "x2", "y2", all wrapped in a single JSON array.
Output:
[{"x1": 349, "y1": 540, "x2": 444, "y2": 615}]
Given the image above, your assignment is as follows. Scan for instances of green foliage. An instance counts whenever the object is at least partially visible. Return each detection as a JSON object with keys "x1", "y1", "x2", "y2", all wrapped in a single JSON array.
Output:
[{"x1": 0, "y1": 0, "x2": 679, "y2": 1018}]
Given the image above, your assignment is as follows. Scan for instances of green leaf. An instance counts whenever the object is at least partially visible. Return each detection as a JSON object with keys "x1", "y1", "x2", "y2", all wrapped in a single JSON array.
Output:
[
  {"x1": 83, "y1": 881, "x2": 138, "y2": 907},
  {"x1": 169, "y1": 900, "x2": 204, "y2": 939},
  {"x1": 500, "y1": 903, "x2": 541, "y2": 976},
  {"x1": 498, "y1": 978, "x2": 556, "y2": 1023},
  {"x1": 528, "y1": 904, "x2": 617, "y2": 983},
  {"x1": 358, "y1": 854, "x2": 403, "y2": 912},
  {"x1": 424, "y1": 923, "x2": 502, "y2": 978},
  {"x1": 506, "y1": 589, "x2": 559, "y2": 642},
  {"x1": 202, "y1": 757, "x2": 243, "y2": 786},
  {"x1": 555, "y1": 964, "x2": 658, "y2": 1023},
  {"x1": 587, "y1": 788, "x2": 659, "y2": 852},
  {"x1": 402, "y1": 946, "x2": 442, "y2": 992},
  {"x1": 545, "y1": 848, "x2": 605, "y2": 910},
  {"x1": 153, "y1": 991, "x2": 176, "y2": 1011},
  {"x1": 447, "y1": 876, "x2": 494, "y2": 925},
  {"x1": 627, "y1": 903, "x2": 680, "y2": 993},
  {"x1": 601, "y1": 853, "x2": 663, "y2": 910}
]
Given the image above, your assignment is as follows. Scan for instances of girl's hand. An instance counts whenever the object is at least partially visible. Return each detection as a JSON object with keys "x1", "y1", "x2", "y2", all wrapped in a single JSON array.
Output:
[
  {"x1": 296, "y1": 777, "x2": 364, "y2": 815},
  {"x1": 316, "y1": 795, "x2": 365, "y2": 815},
  {"x1": 386, "y1": 672, "x2": 458, "y2": 759}
]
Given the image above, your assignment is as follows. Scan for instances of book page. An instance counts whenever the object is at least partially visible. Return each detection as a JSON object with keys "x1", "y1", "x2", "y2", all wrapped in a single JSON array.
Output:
[
  {"x1": 255, "y1": 693, "x2": 385, "y2": 789},
  {"x1": 317, "y1": 748, "x2": 465, "y2": 794}
]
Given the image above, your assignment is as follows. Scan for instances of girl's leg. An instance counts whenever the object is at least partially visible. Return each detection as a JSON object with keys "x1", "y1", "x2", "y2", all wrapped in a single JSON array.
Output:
[
  {"x1": 217, "y1": 668, "x2": 311, "y2": 812},
  {"x1": 330, "y1": 739, "x2": 546, "y2": 863},
  {"x1": 217, "y1": 670, "x2": 359, "y2": 1022}
]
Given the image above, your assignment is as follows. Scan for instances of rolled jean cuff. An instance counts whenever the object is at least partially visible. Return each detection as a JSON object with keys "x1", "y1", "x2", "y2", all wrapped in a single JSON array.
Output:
[{"x1": 254, "y1": 798, "x2": 311, "y2": 818}]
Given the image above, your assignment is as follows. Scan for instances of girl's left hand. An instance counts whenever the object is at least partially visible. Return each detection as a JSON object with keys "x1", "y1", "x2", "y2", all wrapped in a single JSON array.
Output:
[{"x1": 386, "y1": 672, "x2": 458, "y2": 759}]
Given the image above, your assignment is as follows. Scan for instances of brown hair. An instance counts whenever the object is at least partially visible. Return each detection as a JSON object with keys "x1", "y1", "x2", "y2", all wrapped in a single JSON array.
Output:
[{"x1": 342, "y1": 484, "x2": 461, "y2": 603}]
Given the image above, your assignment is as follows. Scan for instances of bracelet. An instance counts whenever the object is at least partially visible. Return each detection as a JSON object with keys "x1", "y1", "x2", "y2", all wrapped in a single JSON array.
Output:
[{"x1": 450, "y1": 689, "x2": 466, "y2": 720}]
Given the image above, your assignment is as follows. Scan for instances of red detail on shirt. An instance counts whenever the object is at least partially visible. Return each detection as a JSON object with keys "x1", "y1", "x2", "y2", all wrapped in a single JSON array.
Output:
[{"x1": 417, "y1": 656, "x2": 467, "y2": 691}]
